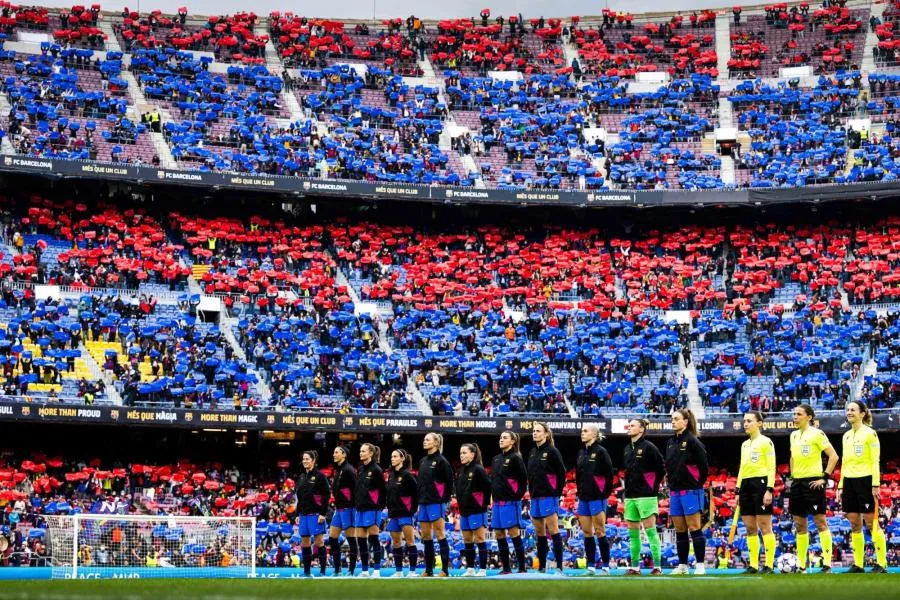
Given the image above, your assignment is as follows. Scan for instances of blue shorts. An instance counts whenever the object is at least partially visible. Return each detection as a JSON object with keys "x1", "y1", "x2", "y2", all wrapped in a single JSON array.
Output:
[
  {"x1": 417, "y1": 503, "x2": 445, "y2": 523},
  {"x1": 669, "y1": 489, "x2": 705, "y2": 517},
  {"x1": 459, "y1": 513, "x2": 488, "y2": 531},
  {"x1": 330, "y1": 508, "x2": 354, "y2": 530},
  {"x1": 491, "y1": 500, "x2": 524, "y2": 530},
  {"x1": 386, "y1": 517, "x2": 414, "y2": 532},
  {"x1": 298, "y1": 514, "x2": 325, "y2": 537},
  {"x1": 353, "y1": 509, "x2": 379, "y2": 528},
  {"x1": 577, "y1": 499, "x2": 609, "y2": 517},
  {"x1": 530, "y1": 496, "x2": 559, "y2": 519}
]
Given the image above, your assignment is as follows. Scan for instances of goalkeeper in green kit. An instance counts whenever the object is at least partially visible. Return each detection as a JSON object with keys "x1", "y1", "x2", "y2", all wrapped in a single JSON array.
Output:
[{"x1": 622, "y1": 418, "x2": 666, "y2": 575}]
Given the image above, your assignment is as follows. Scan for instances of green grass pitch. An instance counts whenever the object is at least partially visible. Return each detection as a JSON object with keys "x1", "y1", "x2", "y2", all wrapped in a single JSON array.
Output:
[{"x1": 4, "y1": 576, "x2": 900, "y2": 600}]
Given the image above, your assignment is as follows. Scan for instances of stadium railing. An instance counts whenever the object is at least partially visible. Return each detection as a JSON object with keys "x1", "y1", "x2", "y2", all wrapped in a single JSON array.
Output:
[
  {"x1": 8, "y1": 281, "x2": 186, "y2": 303},
  {"x1": 2, "y1": 153, "x2": 899, "y2": 208},
  {"x1": 0, "y1": 394, "x2": 114, "y2": 405},
  {"x1": 282, "y1": 405, "x2": 423, "y2": 415}
]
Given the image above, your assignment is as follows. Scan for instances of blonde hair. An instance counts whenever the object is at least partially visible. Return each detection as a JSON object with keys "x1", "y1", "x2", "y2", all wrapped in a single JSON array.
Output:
[
  {"x1": 630, "y1": 418, "x2": 649, "y2": 435},
  {"x1": 534, "y1": 421, "x2": 555, "y2": 447},
  {"x1": 583, "y1": 422, "x2": 605, "y2": 442},
  {"x1": 426, "y1": 432, "x2": 444, "y2": 453}
]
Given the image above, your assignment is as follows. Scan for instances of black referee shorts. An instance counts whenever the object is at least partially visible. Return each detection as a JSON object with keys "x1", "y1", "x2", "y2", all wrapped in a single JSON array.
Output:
[
  {"x1": 841, "y1": 476, "x2": 876, "y2": 514},
  {"x1": 789, "y1": 477, "x2": 827, "y2": 516},
  {"x1": 739, "y1": 477, "x2": 773, "y2": 516}
]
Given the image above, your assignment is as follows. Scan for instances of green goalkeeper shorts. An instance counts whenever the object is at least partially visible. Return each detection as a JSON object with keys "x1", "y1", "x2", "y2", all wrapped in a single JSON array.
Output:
[{"x1": 624, "y1": 497, "x2": 659, "y2": 521}]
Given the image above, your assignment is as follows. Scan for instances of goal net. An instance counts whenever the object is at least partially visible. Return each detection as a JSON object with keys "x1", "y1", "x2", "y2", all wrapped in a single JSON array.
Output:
[{"x1": 44, "y1": 514, "x2": 256, "y2": 579}]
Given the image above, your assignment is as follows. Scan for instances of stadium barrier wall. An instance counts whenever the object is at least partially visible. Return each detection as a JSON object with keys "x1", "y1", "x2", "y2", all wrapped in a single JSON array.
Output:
[
  {"x1": 0, "y1": 400, "x2": 895, "y2": 436},
  {"x1": 0, "y1": 566, "x2": 806, "y2": 579},
  {"x1": 2, "y1": 154, "x2": 898, "y2": 207},
  {"x1": 0, "y1": 567, "x2": 274, "y2": 579}
]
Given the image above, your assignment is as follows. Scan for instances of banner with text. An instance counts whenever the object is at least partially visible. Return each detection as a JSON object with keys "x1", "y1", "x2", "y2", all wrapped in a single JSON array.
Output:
[
  {"x1": 0, "y1": 402, "x2": 895, "y2": 437},
  {"x1": 2, "y1": 155, "x2": 896, "y2": 208}
]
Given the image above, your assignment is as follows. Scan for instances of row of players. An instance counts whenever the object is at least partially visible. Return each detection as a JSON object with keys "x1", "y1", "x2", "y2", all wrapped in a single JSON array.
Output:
[{"x1": 285, "y1": 401, "x2": 884, "y2": 577}]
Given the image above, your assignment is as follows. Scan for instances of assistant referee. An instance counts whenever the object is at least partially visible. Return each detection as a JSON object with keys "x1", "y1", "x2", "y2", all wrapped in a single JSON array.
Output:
[
  {"x1": 736, "y1": 411, "x2": 777, "y2": 574},
  {"x1": 839, "y1": 401, "x2": 887, "y2": 573},
  {"x1": 789, "y1": 404, "x2": 839, "y2": 573}
]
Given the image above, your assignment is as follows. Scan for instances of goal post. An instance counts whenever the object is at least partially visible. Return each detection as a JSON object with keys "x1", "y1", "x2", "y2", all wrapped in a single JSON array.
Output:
[{"x1": 44, "y1": 514, "x2": 256, "y2": 579}]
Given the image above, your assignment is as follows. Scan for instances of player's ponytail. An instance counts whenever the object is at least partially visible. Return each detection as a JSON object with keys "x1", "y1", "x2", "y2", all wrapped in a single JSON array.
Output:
[
  {"x1": 394, "y1": 449, "x2": 413, "y2": 470},
  {"x1": 851, "y1": 400, "x2": 873, "y2": 426},
  {"x1": 427, "y1": 432, "x2": 444, "y2": 454},
  {"x1": 461, "y1": 443, "x2": 483, "y2": 466},
  {"x1": 362, "y1": 442, "x2": 381, "y2": 464},
  {"x1": 534, "y1": 421, "x2": 555, "y2": 447},
  {"x1": 629, "y1": 418, "x2": 650, "y2": 437},
  {"x1": 302, "y1": 450, "x2": 319, "y2": 467},
  {"x1": 675, "y1": 408, "x2": 699, "y2": 437},
  {"x1": 797, "y1": 404, "x2": 815, "y2": 420},
  {"x1": 502, "y1": 430, "x2": 521, "y2": 454},
  {"x1": 583, "y1": 422, "x2": 604, "y2": 443}
]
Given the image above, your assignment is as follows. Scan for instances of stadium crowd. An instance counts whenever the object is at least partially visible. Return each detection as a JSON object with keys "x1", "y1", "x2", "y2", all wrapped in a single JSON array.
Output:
[
  {"x1": 0, "y1": 186, "x2": 899, "y2": 415},
  {"x1": 0, "y1": 2, "x2": 898, "y2": 190}
]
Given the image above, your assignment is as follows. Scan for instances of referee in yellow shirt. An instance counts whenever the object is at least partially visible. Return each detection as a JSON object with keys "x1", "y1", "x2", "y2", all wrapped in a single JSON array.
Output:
[
  {"x1": 838, "y1": 401, "x2": 887, "y2": 573},
  {"x1": 736, "y1": 411, "x2": 777, "y2": 574},
  {"x1": 789, "y1": 404, "x2": 839, "y2": 573}
]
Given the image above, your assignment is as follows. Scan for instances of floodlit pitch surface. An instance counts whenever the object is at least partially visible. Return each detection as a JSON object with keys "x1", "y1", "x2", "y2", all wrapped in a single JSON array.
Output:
[{"x1": 3, "y1": 572, "x2": 900, "y2": 600}]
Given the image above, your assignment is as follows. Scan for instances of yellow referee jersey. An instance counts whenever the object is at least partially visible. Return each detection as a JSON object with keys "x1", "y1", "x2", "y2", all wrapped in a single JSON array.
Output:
[
  {"x1": 790, "y1": 426, "x2": 832, "y2": 479},
  {"x1": 737, "y1": 434, "x2": 776, "y2": 488},
  {"x1": 839, "y1": 425, "x2": 880, "y2": 488}
]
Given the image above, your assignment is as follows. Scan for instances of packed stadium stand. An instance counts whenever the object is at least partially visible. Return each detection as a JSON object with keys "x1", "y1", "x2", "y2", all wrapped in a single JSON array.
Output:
[
  {"x1": 0, "y1": 0, "x2": 896, "y2": 191},
  {"x1": 874, "y1": 0, "x2": 900, "y2": 67},
  {"x1": 728, "y1": 2, "x2": 867, "y2": 78},
  {"x1": 574, "y1": 9, "x2": 719, "y2": 79},
  {"x1": 0, "y1": 4, "x2": 107, "y2": 50},
  {"x1": 269, "y1": 14, "x2": 424, "y2": 75},
  {"x1": 0, "y1": 181, "x2": 900, "y2": 417},
  {"x1": 0, "y1": 49, "x2": 154, "y2": 163},
  {"x1": 0, "y1": 183, "x2": 898, "y2": 422}
]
